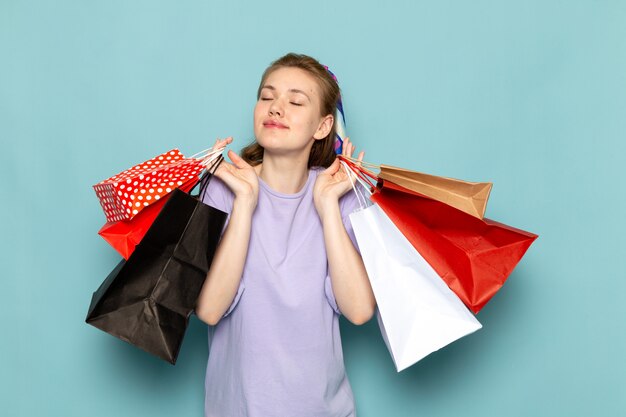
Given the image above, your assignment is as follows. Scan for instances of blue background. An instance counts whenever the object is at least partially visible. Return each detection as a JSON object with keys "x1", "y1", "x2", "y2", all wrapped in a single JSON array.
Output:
[{"x1": 2, "y1": 1, "x2": 625, "y2": 416}]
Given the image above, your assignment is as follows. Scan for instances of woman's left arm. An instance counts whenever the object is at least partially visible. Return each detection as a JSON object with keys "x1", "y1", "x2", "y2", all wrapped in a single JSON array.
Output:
[{"x1": 313, "y1": 138, "x2": 376, "y2": 325}]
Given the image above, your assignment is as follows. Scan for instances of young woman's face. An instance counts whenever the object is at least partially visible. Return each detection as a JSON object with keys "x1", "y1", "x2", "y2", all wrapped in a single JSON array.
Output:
[{"x1": 254, "y1": 67, "x2": 332, "y2": 159}]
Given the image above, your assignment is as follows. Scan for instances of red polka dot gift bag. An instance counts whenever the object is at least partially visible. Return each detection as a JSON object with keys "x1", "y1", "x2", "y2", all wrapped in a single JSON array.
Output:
[{"x1": 93, "y1": 149, "x2": 205, "y2": 222}]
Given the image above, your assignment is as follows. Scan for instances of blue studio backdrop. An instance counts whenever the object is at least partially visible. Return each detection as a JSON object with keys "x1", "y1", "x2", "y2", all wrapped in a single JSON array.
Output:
[{"x1": 2, "y1": 1, "x2": 625, "y2": 416}]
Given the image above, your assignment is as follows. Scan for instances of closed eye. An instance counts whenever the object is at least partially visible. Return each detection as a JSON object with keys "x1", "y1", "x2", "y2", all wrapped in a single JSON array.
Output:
[{"x1": 290, "y1": 102, "x2": 303, "y2": 106}]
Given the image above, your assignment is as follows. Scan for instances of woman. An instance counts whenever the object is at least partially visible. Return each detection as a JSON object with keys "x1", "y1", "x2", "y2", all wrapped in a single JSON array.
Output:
[{"x1": 195, "y1": 53, "x2": 376, "y2": 417}]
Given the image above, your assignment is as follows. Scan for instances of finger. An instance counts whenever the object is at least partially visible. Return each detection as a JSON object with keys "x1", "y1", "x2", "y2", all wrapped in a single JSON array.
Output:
[
  {"x1": 213, "y1": 160, "x2": 234, "y2": 179},
  {"x1": 342, "y1": 137, "x2": 351, "y2": 157},
  {"x1": 339, "y1": 160, "x2": 352, "y2": 179},
  {"x1": 220, "y1": 136, "x2": 233, "y2": 149},
  {"x1": 339, "y1": 162, "x2": 356, "y2": 186},
  {"x1": 213, "y1": 136, "x2": 233, "y2": 151},
  {"x1": 214, "y1": 163, "x2": 247, "y2": 193},
  {"x1": 349, "y1": 138, "x2": 356, "y2": 158},
  {"x1": 227, "y1": 149, "x2": 251, "y2": 169},
  {"x1": 357, "y1": 151, "x2": 364, "y2": 163}
]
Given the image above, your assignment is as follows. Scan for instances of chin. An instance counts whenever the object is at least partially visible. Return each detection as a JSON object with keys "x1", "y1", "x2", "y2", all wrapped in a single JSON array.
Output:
[{"x1": 256, "y1": 129, "x2": 288, "y2": 148}]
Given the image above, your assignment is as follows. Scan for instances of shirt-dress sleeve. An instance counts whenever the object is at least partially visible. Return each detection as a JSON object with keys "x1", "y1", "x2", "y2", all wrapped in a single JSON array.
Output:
[
  {"x1": 200, "y1": 175, "x2": 245, "y2": 319},
  {"x1": 324, "y1": 183, "x2": 366, "y2": 315}
]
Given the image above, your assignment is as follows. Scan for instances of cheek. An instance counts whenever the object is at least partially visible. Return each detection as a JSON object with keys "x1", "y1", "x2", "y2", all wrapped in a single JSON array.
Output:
[
  {"x1": 253, "y1": 104, "x2": 264, "y2": 137},
  {"x1": 305, "y1": 114, "x2": 322, "y2": 131},
  {"x1": 253, "y1": 102, "x2": 265, "y2": 122}
]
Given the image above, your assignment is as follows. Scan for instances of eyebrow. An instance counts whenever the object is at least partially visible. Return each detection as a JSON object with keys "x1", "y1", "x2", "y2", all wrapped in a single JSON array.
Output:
[{"x1": 261, "y1": 85, "x2": 311, "y2": 102}]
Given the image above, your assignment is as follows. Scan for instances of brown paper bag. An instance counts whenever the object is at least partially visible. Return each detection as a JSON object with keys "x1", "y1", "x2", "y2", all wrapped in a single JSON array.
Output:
[{"x1": 378, "y1": 165, "x2": 492, "y2": 219}]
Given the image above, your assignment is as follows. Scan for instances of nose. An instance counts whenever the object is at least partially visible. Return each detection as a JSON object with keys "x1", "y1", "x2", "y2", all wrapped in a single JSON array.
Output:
[{"x1": 268, "y1": 99, "x2": 283, "y2": 117}]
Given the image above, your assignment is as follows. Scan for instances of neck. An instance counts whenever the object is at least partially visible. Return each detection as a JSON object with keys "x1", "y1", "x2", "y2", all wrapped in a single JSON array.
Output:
[{"x1": 255, "y1": 152, "x2": 310, "y2": 194}]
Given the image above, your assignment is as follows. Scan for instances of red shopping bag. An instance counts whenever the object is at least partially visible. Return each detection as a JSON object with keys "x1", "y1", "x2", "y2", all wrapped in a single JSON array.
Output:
[
  {"x1": 371, "y1": 180, "x2": 538, "y2": 313},
  {"x1": 98, "y1": 177, "x2": 198, "y2": 259},
  {"x1": 93, "y1": 149, "x2": 204, "y2": 222}
]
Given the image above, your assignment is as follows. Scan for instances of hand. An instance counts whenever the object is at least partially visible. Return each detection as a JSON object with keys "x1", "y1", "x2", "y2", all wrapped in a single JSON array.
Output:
[
  {"x1": 212, "y1": 137, "x2": 259, "y2": 211},
  {"x1": 313, "y1": 137, "x2": 364, "y2": 220}
]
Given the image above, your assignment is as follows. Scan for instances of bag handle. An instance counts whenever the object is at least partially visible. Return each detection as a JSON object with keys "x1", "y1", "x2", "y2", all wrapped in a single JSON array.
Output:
[
  {"x1": 192, "y1": 153, "x2": 224, "y2": 198},
  {"x1": 340, "y1": 160, "x2": 372, "y2": 210}
]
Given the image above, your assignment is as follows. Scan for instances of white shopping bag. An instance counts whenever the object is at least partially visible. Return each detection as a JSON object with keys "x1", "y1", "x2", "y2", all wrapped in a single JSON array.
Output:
[{"x1": 350, "y1": 204, "x2": 482, "y2": 372}]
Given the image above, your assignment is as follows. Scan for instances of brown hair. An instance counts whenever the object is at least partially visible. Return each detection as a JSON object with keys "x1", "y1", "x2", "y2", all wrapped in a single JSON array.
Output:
[{"x1": 241, "y1": 53, "x2": 340, "y2": 168}]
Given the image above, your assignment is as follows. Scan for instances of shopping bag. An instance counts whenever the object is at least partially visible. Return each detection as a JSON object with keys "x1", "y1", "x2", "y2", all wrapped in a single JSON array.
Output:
[
  {"x1": 378, "y1": 165, "x2": 492, "y2": 219},
  {"x1": 93, "y1": 149, "x2": 205, "y2": 222},
  {"x1": 371, "y1": 180, "x2": 538, "y2": 313},
  {"x1": 86, "y1": 163, "x2": 227, "y2": 364},
  {"x1": 350, "y1": 204, "x2": 482, "y2": 372},
  {"x1": 97, "y1": 176, "x2": 198, "y2": 259}
]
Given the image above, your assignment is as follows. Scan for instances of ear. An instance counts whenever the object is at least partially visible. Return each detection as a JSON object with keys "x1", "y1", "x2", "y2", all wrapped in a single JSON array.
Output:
[{"x1": 313, "y1": 114, "x2": 334, "y2": 140}]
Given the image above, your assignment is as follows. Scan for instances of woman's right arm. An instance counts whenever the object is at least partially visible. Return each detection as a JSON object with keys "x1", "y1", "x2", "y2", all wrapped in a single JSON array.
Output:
[{"x1": 195, "y1": 142, "x2": 259, "y2": 326}]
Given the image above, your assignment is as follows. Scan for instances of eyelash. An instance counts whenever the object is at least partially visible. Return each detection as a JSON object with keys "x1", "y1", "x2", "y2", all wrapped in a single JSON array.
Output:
[{"x1": 260, "y1": 98, "x2": 302, "y2": 106}]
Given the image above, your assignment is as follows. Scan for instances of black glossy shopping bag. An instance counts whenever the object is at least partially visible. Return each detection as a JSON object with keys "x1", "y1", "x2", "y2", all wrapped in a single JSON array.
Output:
[{"x1": 86, "y1": 162, "x2": 227, "y2": 364}]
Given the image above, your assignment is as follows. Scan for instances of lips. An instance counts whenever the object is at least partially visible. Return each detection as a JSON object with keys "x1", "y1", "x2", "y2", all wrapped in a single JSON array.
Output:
[{"x1": 263, "y1": 120, "x2": 288, "y2": 129}]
